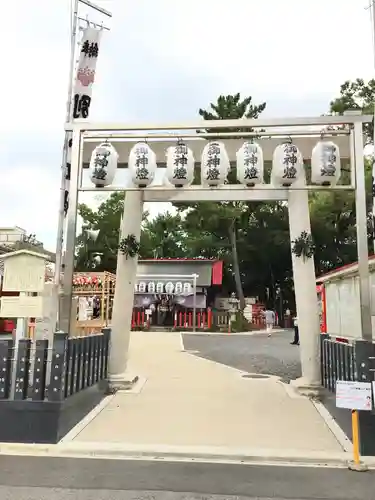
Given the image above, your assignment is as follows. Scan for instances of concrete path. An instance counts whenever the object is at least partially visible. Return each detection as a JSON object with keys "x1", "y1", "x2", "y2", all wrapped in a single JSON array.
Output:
[{"x1": 70, "y1": 331, "x2": 341, "y2": 456}]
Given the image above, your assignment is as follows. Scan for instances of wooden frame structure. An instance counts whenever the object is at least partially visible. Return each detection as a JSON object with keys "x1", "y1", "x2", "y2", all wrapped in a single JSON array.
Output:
[{"x1": 72, "y1": 271, "x2": 116, "y2": 335}]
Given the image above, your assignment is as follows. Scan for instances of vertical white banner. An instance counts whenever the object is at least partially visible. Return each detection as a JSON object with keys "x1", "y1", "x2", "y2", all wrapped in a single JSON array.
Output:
[{"x1": 64, "y1": 27, "x2": 103, "y2": 215}]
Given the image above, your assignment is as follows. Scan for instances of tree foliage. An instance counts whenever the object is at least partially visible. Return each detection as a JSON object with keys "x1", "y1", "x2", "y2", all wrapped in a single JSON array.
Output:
[{"x1": 329, "y1": 78, "x2": 375, "y2": 143}]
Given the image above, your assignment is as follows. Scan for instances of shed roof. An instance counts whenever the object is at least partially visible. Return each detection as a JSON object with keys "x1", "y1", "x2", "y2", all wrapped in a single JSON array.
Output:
[{"x1": 317, "y1": 255, "x2": 375, "y2": 283}]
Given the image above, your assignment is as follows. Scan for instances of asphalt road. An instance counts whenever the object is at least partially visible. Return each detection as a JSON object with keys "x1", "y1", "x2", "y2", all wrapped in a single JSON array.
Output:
[
  {"x1": 0, "y1": 456, "x2": 373, "y2": 499},
  {"x1": 182, "y1": 331, "x2": 301, "y2": 382}
]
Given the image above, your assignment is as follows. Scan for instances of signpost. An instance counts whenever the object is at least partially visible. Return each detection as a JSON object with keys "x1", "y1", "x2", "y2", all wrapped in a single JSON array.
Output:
[{"x1": 336, "y1": 380, "x2": 372, "y2": 471}]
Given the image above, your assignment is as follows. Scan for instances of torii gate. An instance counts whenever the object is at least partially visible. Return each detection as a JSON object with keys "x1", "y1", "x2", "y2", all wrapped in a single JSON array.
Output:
[{"x1": 60, "y1": 112, "x2": 372, "y2": 395}]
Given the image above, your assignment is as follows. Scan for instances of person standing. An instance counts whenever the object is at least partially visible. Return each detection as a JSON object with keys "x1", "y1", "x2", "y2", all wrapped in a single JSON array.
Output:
[
  {"x1": 291, "y1": 314, "x2": 299, "y2": 345},
  {"x1": 263, "y1": 308, "x2": 275, "y2": 336}
]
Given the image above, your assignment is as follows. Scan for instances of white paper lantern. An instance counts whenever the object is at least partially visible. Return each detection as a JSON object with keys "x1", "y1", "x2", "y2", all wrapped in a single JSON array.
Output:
[
  {"x1": 147, "y1": 282, "x2": 155, "y2": 293},
  {"x1": 138, "y1": 281, "x2": 146, "y2": 293},
  {"x1": 271, "y1": 142, "x2": 304, "y2": 187},
  {"x1": 166, "y1": 142, "x2": 195, "y2": 188},
  {"x1": 175, "y1": 282, "x2": 183, "y2": 294},
  {"x1": 128, "y1": 142, "x2": 157, "y2": 187},
  {"x1": 89, "y1": 142, "x2": 118, "y2": 187},
  {"x1": 134, "y1": 283, "x2": 139, "y2": 293},
  {"x1": 165, "y1": 282, "x2": 174, "y2": 294},
  {"x1": 236, "y1": 142, "x2": 264, "y2": 186},
  {"x1": 201, "y1": 141, "x2": 229, "y2": 186},
  {"x1": 183, "y1": 282, "x2": 192, "y2": 295},
  {"x1": 156, "y1": 282, "x2": 164, "y2": 294},
  {"x1": 311, "y1": 140, "x2": 341, "y2": 186}
]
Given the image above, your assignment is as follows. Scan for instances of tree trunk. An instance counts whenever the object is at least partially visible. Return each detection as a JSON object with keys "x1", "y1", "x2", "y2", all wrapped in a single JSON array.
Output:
[{"x1": 228, "y1": 222, "x2": 246, "y2": 310}]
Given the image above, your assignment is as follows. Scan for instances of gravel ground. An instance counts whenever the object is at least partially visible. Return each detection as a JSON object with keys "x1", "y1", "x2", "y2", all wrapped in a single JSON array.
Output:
[{"x1": 182, "y1": 331, "x2": 302, "y2": 383}]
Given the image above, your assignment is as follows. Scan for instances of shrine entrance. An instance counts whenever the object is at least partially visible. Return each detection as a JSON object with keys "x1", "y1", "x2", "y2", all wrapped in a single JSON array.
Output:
[{"x1": 59, "y1": 113, "x2": 371, "y2": 390}]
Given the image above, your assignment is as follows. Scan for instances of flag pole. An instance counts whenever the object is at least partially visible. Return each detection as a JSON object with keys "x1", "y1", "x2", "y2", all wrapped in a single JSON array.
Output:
[
  {"x1": 53, "y1": 0, "x2": 111, "y2": 332},
  {"x1": 53, "y1": 0, "x2": 79, "y2": 332}
]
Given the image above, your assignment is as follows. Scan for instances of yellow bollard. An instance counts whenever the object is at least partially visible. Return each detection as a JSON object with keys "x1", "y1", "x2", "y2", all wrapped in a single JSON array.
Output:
[
  {"x1": 348, "y1": 410, "x2": 368, "y2": 472},
  {"x1": 351, "y1": 410, "x2": 360, "y2": 465}
]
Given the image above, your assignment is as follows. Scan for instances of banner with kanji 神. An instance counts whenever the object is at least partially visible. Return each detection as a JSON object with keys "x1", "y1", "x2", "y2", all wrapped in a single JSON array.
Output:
[
  {"x1": 64, "y1": 27, "x2": 103, "y2": 216},
  {"x1": 72, "y1": 27, "x2": 103, "y2": 120}
]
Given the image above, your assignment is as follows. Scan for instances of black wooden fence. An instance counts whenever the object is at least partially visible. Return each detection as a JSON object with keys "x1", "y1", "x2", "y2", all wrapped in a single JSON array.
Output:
[
  {"x1": 320, "y1": 334, "x2": 356, "y2": 392},
  {"x1": 0, "y1": 328, "x2": 110, "y2": 402},
  {"x1": 0, "y1": 328, "x2": 110, "y2": 444}
]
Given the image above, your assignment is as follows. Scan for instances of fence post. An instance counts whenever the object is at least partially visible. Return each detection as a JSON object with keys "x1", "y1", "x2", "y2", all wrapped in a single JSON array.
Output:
[
  {"x1": 320, "y1": 333, "x2": 329, "y2": 387},
  {"x1": 0, "y1": 340, "x2": 13, "y2": 400},
  {"x1": 102, "y1": 328, "x2": 111, "y2": 379},
  {"x1": 353, "y1": 340, "x2": 375, "y2": 456},
  {"x1": 31, "y1": 339, "x2": 48, "y2": 401},
  {"x1": 14, "y1": 339, "x2": 32, "y2": 401},
  {"x1": 48, "y1": 332, "x2": 68, "y2": 402}
]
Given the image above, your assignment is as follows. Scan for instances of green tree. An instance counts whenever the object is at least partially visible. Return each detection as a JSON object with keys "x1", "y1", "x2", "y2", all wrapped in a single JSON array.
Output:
[
  {"x1": 140, "y1": 212, "x2": 188, "y2": 258},
  {"x1": 310, "y1": 159, "x2": 373, "y2": 276},
  {"x1": 329, "y1": 78, "x2": 375, "y2": 143},
  {"x1": 198, "y1": 92, "x2": 266, "y2": 134},
  {"x1": 76, "y1": 194, "x2": 188, "y2": 271},
  {"x1": 175, "y1": 93, "x2": 268, "y2": 309},
  {"x1": 75, "y1": 192, "x2": 126, "y2": 272}
]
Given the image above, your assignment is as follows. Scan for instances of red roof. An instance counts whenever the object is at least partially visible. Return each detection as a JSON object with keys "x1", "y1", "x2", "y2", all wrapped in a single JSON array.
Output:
[
  {"x1": 317, "y1": 254, "x2": 375, "y2": 283},
  {"x1": 138, "y1": 258, "x2": 223, "y2": 285}
]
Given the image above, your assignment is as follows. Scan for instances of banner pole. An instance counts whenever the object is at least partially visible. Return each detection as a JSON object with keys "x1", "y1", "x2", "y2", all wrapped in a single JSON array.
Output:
[{"x1": 53, "y1": 0, "x2": 79, "y2": 333}]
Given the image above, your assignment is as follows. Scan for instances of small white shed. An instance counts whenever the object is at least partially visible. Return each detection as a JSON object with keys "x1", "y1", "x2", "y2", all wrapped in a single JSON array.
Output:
[{"x1": 317, "y1": 255, "x2": 375, "y2": 339}]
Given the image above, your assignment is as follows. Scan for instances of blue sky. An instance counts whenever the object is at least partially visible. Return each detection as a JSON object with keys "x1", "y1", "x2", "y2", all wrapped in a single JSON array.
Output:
[{"x1": 0, "y1": 0, "x2": 373, "y2": 250}]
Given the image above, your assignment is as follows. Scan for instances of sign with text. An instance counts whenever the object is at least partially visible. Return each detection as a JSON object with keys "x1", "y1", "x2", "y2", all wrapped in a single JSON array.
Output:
[
  {"x1": 336, "y1": 380, "x2": 373, "y2": 411},
  {"x1": 0, "y1": 296, "x2": 43, "y2": 318},
  {"x1": 3, "y1": 254, "x2": 45, "y2": 292}
]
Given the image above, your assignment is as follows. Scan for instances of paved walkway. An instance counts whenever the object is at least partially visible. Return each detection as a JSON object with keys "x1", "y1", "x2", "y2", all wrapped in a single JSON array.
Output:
[{"x1": 70, "y1": 331, "x2": 342, "y2": 455}]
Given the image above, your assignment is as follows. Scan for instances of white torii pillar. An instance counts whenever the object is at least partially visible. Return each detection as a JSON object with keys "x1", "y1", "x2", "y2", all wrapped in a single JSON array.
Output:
[
  {"x1": 107, "y1": 190, "x2": 143, "y2": 391},
  {"x1": 288, "y1": 190, "x2": 321, "y2": 394}
]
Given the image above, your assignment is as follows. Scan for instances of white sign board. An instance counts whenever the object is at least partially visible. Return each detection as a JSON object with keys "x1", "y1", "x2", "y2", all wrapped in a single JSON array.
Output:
[
  {"x1": 0, "y1": 296, "x2": 43, "y2": 318},
  {"x1": 3, "y1": 254, "x2": 45, "y2": 292},
  {"x1": 336, "y1": 380, "x2": 373, "y2": 411}
]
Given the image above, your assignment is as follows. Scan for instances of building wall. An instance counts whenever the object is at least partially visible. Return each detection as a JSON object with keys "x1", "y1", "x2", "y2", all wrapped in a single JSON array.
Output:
[
  {"x1": 0, "y1": 227, "x2": 26, "y2": 245},
  {"x1": 325, "y1": 273, "x2": 375, "y2": 339}
]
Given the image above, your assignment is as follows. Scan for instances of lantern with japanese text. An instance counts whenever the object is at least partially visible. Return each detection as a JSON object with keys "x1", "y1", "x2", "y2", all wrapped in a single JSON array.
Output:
[
  {"x1": 156, "y1": 282, "x2": 164, "y2": 294},
  {"x1": 201, "y1": 141, "x2": 229, "y2": 186},
  {"x1": 271, "y1": 142, "x2": 305, "y2": 187},
  {"x1": 147, "y1": 282, "x2": 155, "y2": 293},
  {"x1": 175, "y1": 282, "x2": 183, "y2": 295},
  {"x1": 138, "y1": 281, "x2": 146, "y2": 293},
  {"x1": 183, "y1": 282, "x2": 192, "y2": 295},
  {"x1": 236, "y1": 142, "x2": 264, "y2": 186},
  {"x1": 166, "y1": 142, "x2": 195, "y2": 188},
  {"x1": 128, "y1": 142, "x2": 157, "y2": 188},
  {"x1": 165, "y1": 282, "x2": 175, "y2": 294},
  {"x1": 311, "y1": 140, "x2": 341, "y2": 186},
  {"x1": 89, "y1": 142, "x2": 118, "y2": 187}
]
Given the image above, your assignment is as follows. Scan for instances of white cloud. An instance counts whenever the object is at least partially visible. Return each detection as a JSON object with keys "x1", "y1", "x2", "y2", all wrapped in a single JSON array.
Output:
[{"x1": 0, "y1": 0, "x2": 374, "y2": 251}]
